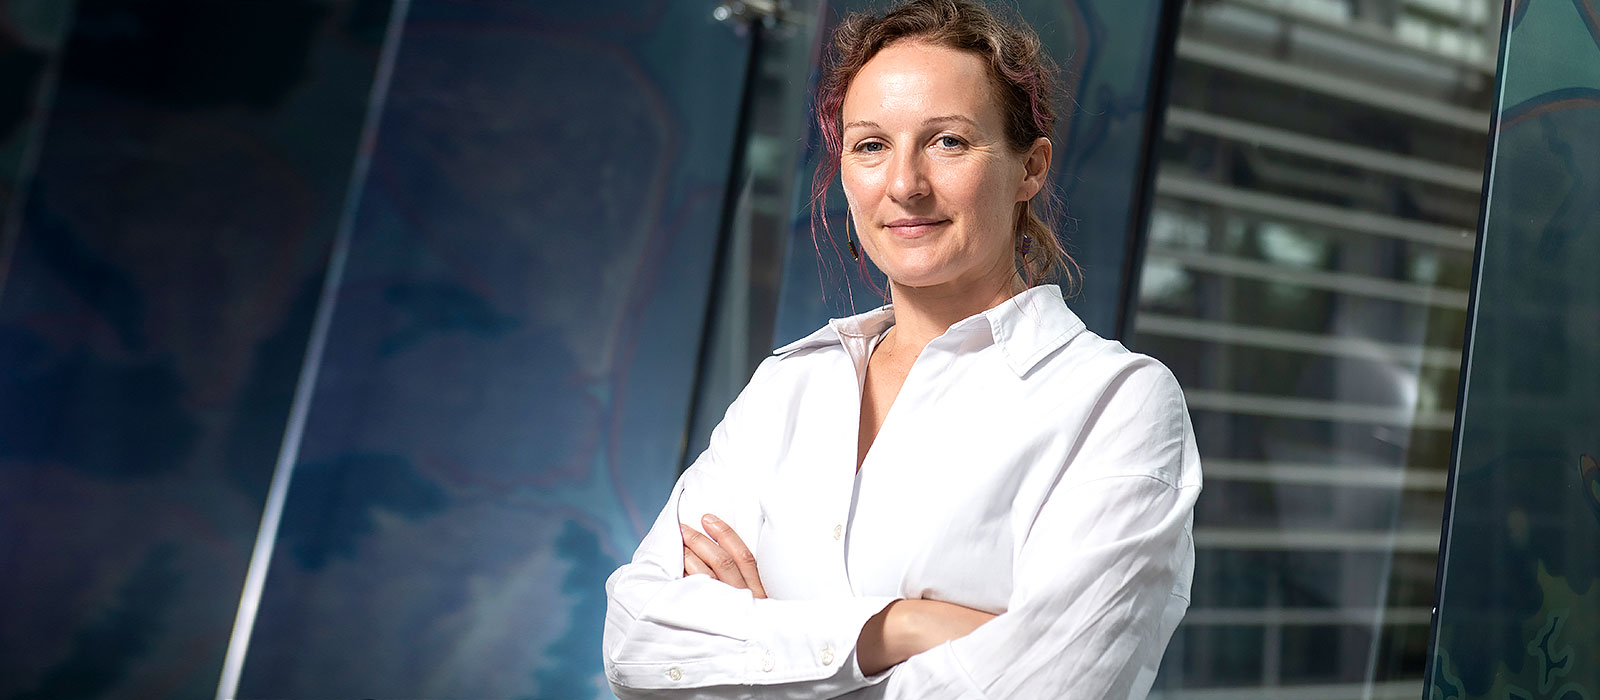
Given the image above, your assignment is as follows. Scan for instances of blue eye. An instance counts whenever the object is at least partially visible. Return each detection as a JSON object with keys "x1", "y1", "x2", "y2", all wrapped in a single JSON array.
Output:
[
  {"x1": 858, "y1": 141, "x2": 885, "y2": 153},
  {"x1": 937, "y1": 135, "x2": 963, "y2": 149}
]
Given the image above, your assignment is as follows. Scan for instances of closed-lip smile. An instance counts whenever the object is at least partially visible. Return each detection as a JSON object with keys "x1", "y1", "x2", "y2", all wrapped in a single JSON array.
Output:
[{"x1": 884, "y1": 217, "x2": 949, "y2": 237}]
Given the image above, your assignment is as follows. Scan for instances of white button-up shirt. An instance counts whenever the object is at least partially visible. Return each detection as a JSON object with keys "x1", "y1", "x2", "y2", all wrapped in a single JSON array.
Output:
[{"x1": 603, "y1": 285, "x2": 1201, "y2": 699}]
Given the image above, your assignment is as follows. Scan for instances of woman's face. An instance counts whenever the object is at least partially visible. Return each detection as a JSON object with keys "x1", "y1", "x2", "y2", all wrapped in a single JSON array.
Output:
[{"x1": 840, "y1": 40, "x2": 1049, "y2": 295}]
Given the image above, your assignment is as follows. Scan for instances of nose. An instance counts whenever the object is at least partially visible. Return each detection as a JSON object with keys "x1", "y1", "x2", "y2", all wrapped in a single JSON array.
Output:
[{"x1": 886, "y1": 147, "x2": 930, "y2": 203}]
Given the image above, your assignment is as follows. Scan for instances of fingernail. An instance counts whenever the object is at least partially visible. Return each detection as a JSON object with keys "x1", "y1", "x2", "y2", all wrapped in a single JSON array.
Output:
[{"x1": 702, "y1": 514, "x2": 723, "y2": 529}]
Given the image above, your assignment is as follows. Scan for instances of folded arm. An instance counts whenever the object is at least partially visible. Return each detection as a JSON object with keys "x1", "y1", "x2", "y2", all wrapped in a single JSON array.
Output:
[
  {"x1": 602, "y1": 468, "x2": 898, "y2": 697},
  {"x1": 885, "y1": 362, "x2": 1202, "y2": 699},
  {"x1": 602, "y1": 358, "x2": 899, "y2": 698}
]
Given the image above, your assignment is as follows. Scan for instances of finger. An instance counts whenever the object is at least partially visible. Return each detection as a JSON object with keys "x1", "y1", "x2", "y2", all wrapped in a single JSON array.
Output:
[
  {"x1": 683, "y1": 547, "x2": 714, "y2": 578},
  {"x1": 702, "y1": 514, "x2": 766, "y2": 599},
  {"x1": 680, "y1": 524, "x2": 747, "y2": 589}
]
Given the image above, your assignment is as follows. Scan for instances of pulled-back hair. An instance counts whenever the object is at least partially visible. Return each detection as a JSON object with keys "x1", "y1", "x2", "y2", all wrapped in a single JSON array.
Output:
[{"x1": 811, "y1": 0, "x2": 1076, "y2": 290}]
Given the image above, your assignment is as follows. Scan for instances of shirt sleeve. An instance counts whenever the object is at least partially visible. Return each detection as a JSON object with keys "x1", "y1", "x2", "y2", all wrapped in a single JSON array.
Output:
[
  {"x1": 883, "y1": 359, "x2": 1201, "y2": 700},
  {"x1": 602, "y1": 357, "x2": 901, "y2": 698}
]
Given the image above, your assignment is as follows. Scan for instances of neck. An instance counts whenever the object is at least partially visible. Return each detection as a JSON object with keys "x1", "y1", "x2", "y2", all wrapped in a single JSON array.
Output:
[{"x1": 883, "y1": 271, "x2": 1026, "y2": 353}]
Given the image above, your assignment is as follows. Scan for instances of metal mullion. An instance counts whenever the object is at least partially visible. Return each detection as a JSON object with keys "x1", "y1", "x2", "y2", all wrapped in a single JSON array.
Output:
[
  {"x1": 1177, "y1": 38, "x2": 1492, "y2": 132},
  {"x1": 1203, "y1": 459, "x2": 1450, "y2": 491},
  {"x1": 1134, "y1": 313, "x2": 1463, "y2": 370},
  {"x1": 1183, "y1": 388, "x2": 1457, "y2": 430},
  {"x1": 214, "y1": 2, "x2": 412, "y2": 697},
  {"x1": 1156, "y1": 173, "x2": 1476, "y2": 251},
  {"x1": 1182, "y1": 607, "x2": 1434, "y2": 626},
  {"x1": 1164, "y1": 108, "x2": 1483, "y2": 191},
  {"x1": 1147, "y1": 248, "x2": 1471, "y2": 310},
  {"x1": 1149, "y1": 679, "x2": 1425, "y2": 700},
  {"x1": 1194, "y1": 528, "x2": 1442, "y2": 552},
  {"x1": 1207, "y1": 0, "x2": 1497, "y2": 74}
]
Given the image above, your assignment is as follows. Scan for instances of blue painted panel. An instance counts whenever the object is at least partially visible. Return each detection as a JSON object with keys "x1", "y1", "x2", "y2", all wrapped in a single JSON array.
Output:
[
  {"x1": 234, "y1": 2, "x2": 751, "y2": 698},
  {"x1": 1429, "y1": 2, "x2": 1600, "y2": 698},
  {"x1": 0, "y1": 1, "x2": 391, "y2": 697}
]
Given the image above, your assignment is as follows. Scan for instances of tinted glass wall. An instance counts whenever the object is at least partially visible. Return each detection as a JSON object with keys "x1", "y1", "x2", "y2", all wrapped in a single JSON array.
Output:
[
  {"x1": 1131, "y1": 0, "x2": 1500, "y2": 697},
  {"x1": 1427, "y1": 0, "x2": 1600, "y2": 697}
]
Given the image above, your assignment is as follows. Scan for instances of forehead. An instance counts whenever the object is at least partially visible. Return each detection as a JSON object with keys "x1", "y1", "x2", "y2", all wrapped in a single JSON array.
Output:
[{"x1": 842, "y1": 40, "x2": 998, "y2": 126}]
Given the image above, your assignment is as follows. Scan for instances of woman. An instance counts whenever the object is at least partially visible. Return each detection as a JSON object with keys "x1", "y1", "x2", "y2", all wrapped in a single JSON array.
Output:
[{"x1": 602, "y1": 1, "x2": 1200, "y2": 697}]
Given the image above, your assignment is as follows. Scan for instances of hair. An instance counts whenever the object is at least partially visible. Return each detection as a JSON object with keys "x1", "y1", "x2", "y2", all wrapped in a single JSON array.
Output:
[{"x1": 809, "y1": 0, "x2": 1077, "y2": 294}]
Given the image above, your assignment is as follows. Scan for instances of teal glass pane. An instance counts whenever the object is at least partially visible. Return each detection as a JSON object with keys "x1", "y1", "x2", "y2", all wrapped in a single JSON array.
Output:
[{"x1": 1428, "y1": 2, "x2": 1600, "y2": 698}]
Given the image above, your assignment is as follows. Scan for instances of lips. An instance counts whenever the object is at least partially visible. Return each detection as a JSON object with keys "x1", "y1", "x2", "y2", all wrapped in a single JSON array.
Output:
[{"x1": 884, "y1": 218, "x2": 949, "y2": 238}]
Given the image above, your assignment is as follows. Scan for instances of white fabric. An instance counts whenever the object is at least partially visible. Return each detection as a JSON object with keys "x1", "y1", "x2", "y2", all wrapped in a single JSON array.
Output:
[{"x1": 603, "y1": 285, "x2": 1202, "y2": 699}]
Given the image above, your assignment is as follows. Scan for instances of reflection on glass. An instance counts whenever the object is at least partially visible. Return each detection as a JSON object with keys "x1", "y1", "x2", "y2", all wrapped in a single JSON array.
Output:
[{"x1": 1134, "y1": 0, "x2": 1501, "y2": 697}]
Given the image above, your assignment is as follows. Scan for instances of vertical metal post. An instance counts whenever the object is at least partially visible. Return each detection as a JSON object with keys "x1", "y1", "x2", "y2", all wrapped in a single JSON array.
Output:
[
  {"x1": 678, "y1": 1, "x2": 774, "y2": 472},
  {"x1": 1116, "y1": 0, "x2": 1187, "y2": 341}
]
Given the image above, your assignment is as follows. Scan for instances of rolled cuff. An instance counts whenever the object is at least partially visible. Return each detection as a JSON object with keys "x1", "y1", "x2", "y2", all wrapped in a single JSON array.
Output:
[{"x1": 607, "y1": 593, "x2": 899, "y2": 694}]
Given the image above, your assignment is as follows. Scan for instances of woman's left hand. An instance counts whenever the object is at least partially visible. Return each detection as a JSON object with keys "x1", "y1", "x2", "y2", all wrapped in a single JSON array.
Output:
[{"x1": 680, "y1": 514, "x2": 767, "y2": 599}]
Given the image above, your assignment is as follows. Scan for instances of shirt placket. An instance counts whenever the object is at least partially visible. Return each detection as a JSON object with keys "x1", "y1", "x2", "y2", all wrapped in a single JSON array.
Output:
[
  {"x1": 843, "y1": 333, "x2": 965, "y2": 598},
  {"x1": 834, "y1": 326, "x2": 883, "y2": 595}
]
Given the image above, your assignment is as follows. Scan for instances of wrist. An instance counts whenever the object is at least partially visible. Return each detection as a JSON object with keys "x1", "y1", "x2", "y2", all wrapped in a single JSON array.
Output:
[
  {"x1": 880, "y1": 600, "x2": 935, "y2": 667},
  {"x1": 856, "y1": 600, "x2": 912, "y2": 676}
]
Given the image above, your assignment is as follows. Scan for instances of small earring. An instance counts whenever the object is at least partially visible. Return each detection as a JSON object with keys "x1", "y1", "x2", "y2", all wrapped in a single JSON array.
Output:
[
  {"x1": 1018, "y1": 233, "x2": 1033, "y2": 256},
  {"x1": 846, "y1": 216, "x2": 860, "y2": 261}
]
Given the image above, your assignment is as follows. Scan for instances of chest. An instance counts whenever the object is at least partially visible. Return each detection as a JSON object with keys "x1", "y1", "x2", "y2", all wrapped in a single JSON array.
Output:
[
  {"x1": 856, "y1": 349, "x2": 914, "y2": 470},
  {"x1": 751, "y1": 350, "x2": 1079, "y2": 612}
]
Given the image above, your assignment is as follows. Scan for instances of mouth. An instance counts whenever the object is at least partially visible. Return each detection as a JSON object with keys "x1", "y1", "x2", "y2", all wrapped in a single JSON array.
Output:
[{"x1": 883, "y1": 218, "x2": 950, "y2": 238}]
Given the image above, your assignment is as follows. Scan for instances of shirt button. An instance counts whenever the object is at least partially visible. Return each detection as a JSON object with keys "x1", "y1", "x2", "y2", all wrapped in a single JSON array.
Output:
[
  {"x1": 762, "y1": 652, "x2": 775, "y2": 672},
  {"x1": 832, "y1": 524, "x2": 843, "y2": 540},
  {"x1": 667, "y1": 667, "x2": 683, "y2": 681},
  {"x1": 821, "y1": 646, "x2": 835, "y2": 666}
]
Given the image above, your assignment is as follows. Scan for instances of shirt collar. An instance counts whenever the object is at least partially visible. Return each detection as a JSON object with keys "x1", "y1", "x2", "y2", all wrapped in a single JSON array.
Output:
[{"x1": 772, "y1": 284, "x2": 1087, "y2": 377}]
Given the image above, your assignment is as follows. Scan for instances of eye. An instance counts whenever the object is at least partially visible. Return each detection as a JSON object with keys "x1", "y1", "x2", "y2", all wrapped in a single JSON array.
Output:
[
  {"x1": 854, "y1": 140, "x2": 886, "y2": 154},
  {"x1": 936, "y1": 135, "x2": 964, "y2": 149}
]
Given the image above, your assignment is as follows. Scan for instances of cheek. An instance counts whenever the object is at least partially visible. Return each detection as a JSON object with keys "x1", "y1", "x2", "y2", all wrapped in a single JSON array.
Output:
[
  {"x1": 841, "y1": 164, "x2": 883, "y2": 200},
  {"x1": 940, "y1": 166, "x2": 1011, "y2": 215}
]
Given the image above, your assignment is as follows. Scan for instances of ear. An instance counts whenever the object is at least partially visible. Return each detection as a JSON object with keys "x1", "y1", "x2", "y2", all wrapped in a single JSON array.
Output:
[{"x1": 1015, "y1": 136, "x2": 1052, "y2": 202}]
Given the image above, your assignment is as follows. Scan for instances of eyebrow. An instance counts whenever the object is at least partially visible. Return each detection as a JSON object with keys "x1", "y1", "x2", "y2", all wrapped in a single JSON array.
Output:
[{"x1": 843, "y1": 115, "x2": 981, "y2": 131}]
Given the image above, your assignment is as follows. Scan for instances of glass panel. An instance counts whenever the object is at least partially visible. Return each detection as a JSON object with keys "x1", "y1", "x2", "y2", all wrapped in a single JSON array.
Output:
[
  {"x1": 233, "y1": 2, "x2": 753, "y2": 698},
  {"x1": 1132, "y1": 0, "x2": 1502, "y2": 696},
  {"x1": 0, "y1": 2, "x2": 392, "y2": 697},
  {"x1": 1428, "y1": 0, "x2": 1600, "y2": 697}
]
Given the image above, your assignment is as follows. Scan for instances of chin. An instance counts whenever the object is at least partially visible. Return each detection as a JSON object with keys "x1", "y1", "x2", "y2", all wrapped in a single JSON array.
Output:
[
  {"x1": 876, "y1": 261, "x2": 938, "y2": 285},
  {"x1": 883, "y1": 269, "x2": 960, "y2": 290},
  {"x1": 877, "y1": 255, "x2": 956, "y2": 287}
]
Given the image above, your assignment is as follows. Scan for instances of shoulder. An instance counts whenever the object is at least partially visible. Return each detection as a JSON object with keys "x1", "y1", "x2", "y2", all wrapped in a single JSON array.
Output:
[
  {"x1": 1042, "y1": 326, "x2": 1185, "y2": 406},
  {"x1": 1046, "y1": 330, "x2": 1198, "y2": 488},
  {"x1": 726, "y1": 324, "x2": 850, "y2": 403},
  {"x1": 1049, "y1": 329, "x2": 1193, "y2": 442}
]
